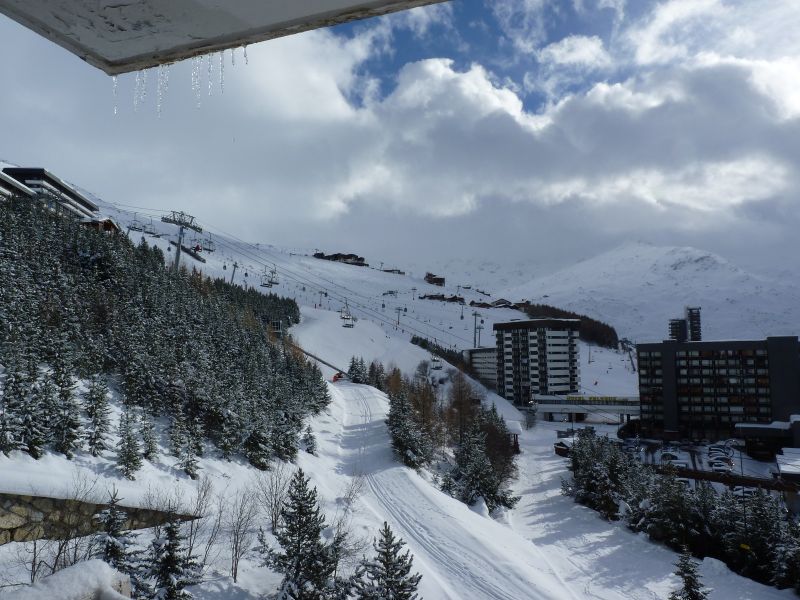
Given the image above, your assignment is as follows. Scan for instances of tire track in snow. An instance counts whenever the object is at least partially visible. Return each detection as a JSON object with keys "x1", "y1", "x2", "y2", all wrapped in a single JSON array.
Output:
[{"x1": 345, "y1": 384, "x2": 579, "y2": 600}]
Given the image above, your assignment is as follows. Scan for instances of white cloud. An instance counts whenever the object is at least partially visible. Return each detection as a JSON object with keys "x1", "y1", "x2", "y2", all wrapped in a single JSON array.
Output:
[
  {"x1": 536, "y1": 156, "x2": 789, "y2": 212},
  {"x1": 538, "y1": 35, "x2": 611, "y2": 69},
  {"x1": 626, "y1": 0, "x2": 724, "y2": 65}
]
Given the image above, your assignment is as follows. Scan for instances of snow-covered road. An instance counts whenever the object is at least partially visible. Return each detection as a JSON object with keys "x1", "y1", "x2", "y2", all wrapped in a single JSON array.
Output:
[{"x1": 325, "y1": 381, "x2": 579, "y2": 600}]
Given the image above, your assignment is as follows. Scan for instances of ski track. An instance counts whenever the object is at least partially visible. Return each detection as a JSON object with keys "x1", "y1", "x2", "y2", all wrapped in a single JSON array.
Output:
[{"x1": 333, "y1": 382, "x2": 579, "y2": 600}]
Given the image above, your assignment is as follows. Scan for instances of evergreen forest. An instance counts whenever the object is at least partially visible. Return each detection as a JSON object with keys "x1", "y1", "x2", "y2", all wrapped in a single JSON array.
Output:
[{"x1": 0, "y1": 196, "x2": 330, "y2": 476}]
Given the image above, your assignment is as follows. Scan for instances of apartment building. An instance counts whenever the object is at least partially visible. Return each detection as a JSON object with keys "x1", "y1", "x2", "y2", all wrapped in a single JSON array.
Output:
[
  {"x1": 3, "y1": 167, "x2": 99, "y2": 219},
  {"x1": 638, "y1": 336, "x2": 800, "y2": 440},
  {"x1": 494, "y1": 319, "x2": 580, "y2": 407}
]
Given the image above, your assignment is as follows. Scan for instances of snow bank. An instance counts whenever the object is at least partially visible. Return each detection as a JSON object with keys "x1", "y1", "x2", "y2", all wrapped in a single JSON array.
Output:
[{"x1": 5, "y1": 559, "x2": 129, "y2": 600}]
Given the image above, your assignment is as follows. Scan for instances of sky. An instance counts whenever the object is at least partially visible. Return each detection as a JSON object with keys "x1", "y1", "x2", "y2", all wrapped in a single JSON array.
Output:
[{"x1": 0, "y1": 0, "x2": 799, "y2": 278}]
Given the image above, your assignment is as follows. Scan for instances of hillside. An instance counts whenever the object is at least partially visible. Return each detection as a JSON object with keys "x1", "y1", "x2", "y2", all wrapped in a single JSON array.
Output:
[{"x1": 499, "y1": 242, "x2": 800, "y2": 343}]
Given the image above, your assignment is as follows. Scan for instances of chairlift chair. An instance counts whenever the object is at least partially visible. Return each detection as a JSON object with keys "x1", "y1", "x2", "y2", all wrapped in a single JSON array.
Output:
[
  {"x1": 129, "y1": 215, "x2": 144, "y2": 232},
  {"x1": 201, "y1": 235, "x2": 216, "y2": 252},
  {"x1": 342, "y1": 314, "x2": 354, "y2": 328},
  {"x1": 431, "y1": 356, "x2": 443, "y2": 370},
  {"x1": 260, "y1": 268, "x2": 273, "y2": 288},
  {"x1": 267, "y1": 265, "x2": 278, "y2": 286},
  {"x1": 143, "y1": 219, "x2": 158, "y2": 237}
]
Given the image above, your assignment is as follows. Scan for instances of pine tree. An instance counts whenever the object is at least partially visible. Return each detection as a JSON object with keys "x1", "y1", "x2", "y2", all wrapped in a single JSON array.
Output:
[
  {"x1": 301, "y1": 426, "x2": 317, "y2": 455},
  {"x1": 19, "y1": 379, "x2": 48, "y2": 459},
  {"x1": 85, "y1": 374, "x2": 112, "y2": 457},
  {"x1": 52, "y1": 350, "x2": 82, "y2": 458},
  {"x1": 259, "y1": 468, "x2": 336, "y2": 599},
  {"x1": 353, "y1": 522, "x2": 421, "y2": 600},
  {"x1": 445, "y1": 420, "x2": 518, "y2": 512},
  {"x1": 117, "y1": 409, "x2": 142, "y2": 479},
  {"x1": 140, "y1": 410, "x2": 158, "y2": 461},
  {"x1": 669, "y1": 548, "x2": 708, "y2": 600},
  {"x1": 0, "y1": 357, "x2": 27, "y2": 454},
  {"x1": 148, "y1": 519, "x2": 198, "y2": 600},
  {"x1": 94, "y1": 488, "x2": 151, "y2": 598}
]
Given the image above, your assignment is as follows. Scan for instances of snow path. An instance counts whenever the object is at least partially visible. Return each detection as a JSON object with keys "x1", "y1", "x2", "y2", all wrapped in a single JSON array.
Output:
[{"x1": 325, "y1": 381, "x2": 578, "y2": 600}]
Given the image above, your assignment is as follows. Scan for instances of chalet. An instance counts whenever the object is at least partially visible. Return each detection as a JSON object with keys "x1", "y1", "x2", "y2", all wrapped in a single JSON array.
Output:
[
  {"x1": 0, "y1": 170, "x2": 35, "y2": 200},
  {"x1": 81, "y1": 216, "x2": 122, "y2": 234},
  {"x1": 424, "y1": 272, "x2": 445, "y2": 286},
  {"x1": 491, "y1": 298, "x2": 513, "y2": 308},
  {"x1": 3, "y1": 167, "x2": 99, "y2": 219}
]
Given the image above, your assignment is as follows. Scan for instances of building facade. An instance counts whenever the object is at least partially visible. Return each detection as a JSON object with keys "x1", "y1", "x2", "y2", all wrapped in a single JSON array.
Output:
[
  {"x1": 494, "y1": 319, "x2": 580, "y2": 406},
  {"x1": 3, "y1": 167, "x2": 99, "y2": 219},
  {"x1": 462, "y1": 346, "x2": 497, "y2": 390},
  {"x1": 0, "y1": 170, "x2": 35, "y2": 200},
  {"x1": 638, "y1": 336, "x2": 800, "y2": 440}
]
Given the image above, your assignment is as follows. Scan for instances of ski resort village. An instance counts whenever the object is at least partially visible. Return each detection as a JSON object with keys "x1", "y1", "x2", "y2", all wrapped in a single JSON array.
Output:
[{"x1": 1, "y1": 1, "x2": 800, "y2": 600}]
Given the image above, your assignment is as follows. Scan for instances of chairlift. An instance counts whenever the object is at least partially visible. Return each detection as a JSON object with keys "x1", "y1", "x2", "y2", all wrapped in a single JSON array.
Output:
[
  {"x1": 342, "y1": 314, "x2": 354, "y2": 328},
  {"x1": 268, "y1": 265, "x2": 278, "y2": 286},
  {"x1": 143, "y1": 219, "x2": 158, "y2": 237},
  {"x1": 223, "y1": 263, "x2": 227, "y2": 271},
  {"x1": 260, "y1": 268, "x2": 273, "y2": 288},
  {"x1": 129, "y1": 213, "x2": 144, "y2": 232},
  {"x1": 201, "y1": 234, "x2": 216, "y2": 252}
]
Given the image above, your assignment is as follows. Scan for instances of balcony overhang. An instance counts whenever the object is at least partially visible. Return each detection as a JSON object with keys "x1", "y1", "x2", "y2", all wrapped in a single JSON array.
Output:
[{"x1": 0, "y1": 0, "x2": 447, "y2": 75}]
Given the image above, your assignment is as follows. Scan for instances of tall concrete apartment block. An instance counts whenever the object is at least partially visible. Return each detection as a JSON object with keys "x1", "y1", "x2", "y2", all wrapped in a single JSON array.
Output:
[
  {"x1": 638, "y1": 336, "x2": 800, "y2": 440},
  {"x1": 494, "y1": 319, "x2": 581, "y2": 406}
]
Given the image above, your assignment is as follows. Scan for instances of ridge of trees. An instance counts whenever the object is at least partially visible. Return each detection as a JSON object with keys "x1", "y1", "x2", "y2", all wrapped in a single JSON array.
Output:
[
  {"x1": 519, "y1": 303, "x2": 619, "y2": 349},
  {"x1": 0, "y1": 196, "x2": 329, "y2": 476}
]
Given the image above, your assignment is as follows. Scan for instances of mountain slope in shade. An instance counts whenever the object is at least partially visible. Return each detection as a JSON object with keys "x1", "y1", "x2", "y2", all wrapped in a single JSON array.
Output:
[{"x1": 499, "y1": 242, "x2": 800, "y2": 343}]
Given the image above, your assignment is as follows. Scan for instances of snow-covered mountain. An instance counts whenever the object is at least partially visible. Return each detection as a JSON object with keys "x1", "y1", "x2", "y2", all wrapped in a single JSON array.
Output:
[{"x1": 498, "y1": 242, "x2": 800, "y2": 343}]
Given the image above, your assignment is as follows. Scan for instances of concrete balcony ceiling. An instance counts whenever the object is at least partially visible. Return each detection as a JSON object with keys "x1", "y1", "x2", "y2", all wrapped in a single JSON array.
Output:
[{"x1": 0, "y1": 0, "x2": 445, "y2": 75}]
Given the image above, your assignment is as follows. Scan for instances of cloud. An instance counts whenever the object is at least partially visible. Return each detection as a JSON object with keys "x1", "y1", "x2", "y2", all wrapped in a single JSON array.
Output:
[
  {"x1": 538, "y1": 35, "x2": 612, "y2": 69},
  {"x1": 0, "y1": 1, "x2": 798, "y2": 276}
]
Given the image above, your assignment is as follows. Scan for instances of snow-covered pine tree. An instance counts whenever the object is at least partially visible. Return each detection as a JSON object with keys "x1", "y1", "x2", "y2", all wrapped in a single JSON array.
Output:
[
  {"x1": 259, "y1": 468, "x2": 336, "y2": 599},
  {"x1": 301, "y1": 426, "x2": 317, "y2": 455},
  {"x1": 445, "y1": 419, "x2": 518, "y2": 512},
  {"x1": 85, "y1": 374, "x2": 112, "y2": 457},
  {"x1": 18, "y1": 378, "x2": 48, "y2": 459},
  {"x1": 386, "y1": 385, "x2": 430, "y2": 469},
  {"x1": 0, "y1": 356, "x2": 26, "y2": 454},
  {"x1": 117, "y1": 408, "x2": 143, "y2": 480},
  {"x1": 94, "y1": 488, "x2": 151, "y2": 598},
  {"x1": 51, "y1": 348, "x2": 82, "y2": 458},
  {"x1": 147, "y1": 518, "x2": 199, "y2": 600},
  {"x1": 352, "y1": 522, "x2": 422, "y2": 600},
  {"x1": 243, "y1": 417, "x2": 272, "y2": 470},
  {"x1": 140, "y1": 410, "x2": 158, "y2": 461},
  {"x1": 668, "y1": 548, "x2": 708, "y2": 600},
  {"x1": 347, "y1": 357, "x2": 361, "y2": 383}
]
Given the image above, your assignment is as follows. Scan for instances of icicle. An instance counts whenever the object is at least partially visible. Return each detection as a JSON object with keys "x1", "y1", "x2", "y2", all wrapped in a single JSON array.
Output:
[
  {"x1": 207, "y1": 53, "x2": 214, "y2": 96},
  {"x1": 133, "y1": 70, "x2": 141, "y2": 112},
  {"x1": 244, "y1": 45, "x2": 249, "y2": 65},
  {"x1": 191, "y1": 57, "x2": 202, "y2": 108},
  {"x1": 141, "y1": 69, "x2": 148, "y2": 105},
  {"x1": 219, "y1": 50, "x2": 225, "y2": 94},
  {"x1": 112, "y1": 75, "x2": 118, "y2": 115},
  {"x1": 157, "y1": 65, "x2": 168, "y2": 117},
  {"x1": 231, "y1": 47, "x2": 236, "y2": 67}
]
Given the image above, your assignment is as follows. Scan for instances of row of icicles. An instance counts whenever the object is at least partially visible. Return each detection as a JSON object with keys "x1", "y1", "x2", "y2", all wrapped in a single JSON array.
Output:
[{"x1": 112, "y1": 45, "x2": 249, "y2": 116}]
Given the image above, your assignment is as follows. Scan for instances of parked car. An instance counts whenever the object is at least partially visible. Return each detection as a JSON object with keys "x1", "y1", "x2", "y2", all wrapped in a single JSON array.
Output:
[
  {"x1": 710, "y1": 463, "x2": 732, "y2": 474},
  {"x1": 732, "y1": 486, "x2": 757, "y2": 498},
  {"x1": 665, "y1": 460, "x2": 690, "y2": 470},
  {"x1": 661, "y1": 452, "x2": 680, "y2": 462}
]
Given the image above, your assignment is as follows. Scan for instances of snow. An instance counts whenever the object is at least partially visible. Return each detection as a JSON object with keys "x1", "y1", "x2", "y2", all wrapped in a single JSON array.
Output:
[
  {"x1": 498, "y1": 241, "x2": 800, "y2": 343},
  {"x1": 3, "y1": 559, "x2": 128, "y2": 600},
  {"x1": 1, "y1": 203, "x2": 789, "y2": 599}
]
